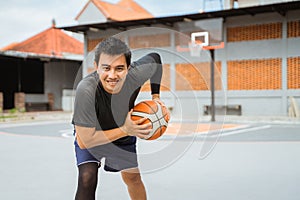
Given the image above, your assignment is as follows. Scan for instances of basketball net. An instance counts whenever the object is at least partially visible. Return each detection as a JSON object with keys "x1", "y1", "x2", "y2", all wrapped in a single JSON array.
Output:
[{"x1": 188, "y1": 41, "x2": 204, "y2": 57}]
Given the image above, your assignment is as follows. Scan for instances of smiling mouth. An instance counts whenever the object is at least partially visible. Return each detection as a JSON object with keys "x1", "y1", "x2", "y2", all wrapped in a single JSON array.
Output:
[{"x1": 106, "y1": 80, "x2": 119, "y2": 86}]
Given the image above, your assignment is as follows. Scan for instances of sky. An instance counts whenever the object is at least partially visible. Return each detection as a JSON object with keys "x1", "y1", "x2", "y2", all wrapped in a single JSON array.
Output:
[{"x1": 0, "y1": 0, "x2": 220, "y2": 49}]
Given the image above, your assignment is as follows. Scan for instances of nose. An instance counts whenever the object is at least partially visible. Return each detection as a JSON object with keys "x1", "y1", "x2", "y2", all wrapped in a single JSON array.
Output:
[{"x1": 107, "y1": 69, "x2": 117, "y2": 78}]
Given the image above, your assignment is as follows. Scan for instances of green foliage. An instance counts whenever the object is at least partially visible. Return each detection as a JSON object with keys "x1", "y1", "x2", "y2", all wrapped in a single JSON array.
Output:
[{"x1": 9, "y1": 108, "x2": 18, "y2": 114}]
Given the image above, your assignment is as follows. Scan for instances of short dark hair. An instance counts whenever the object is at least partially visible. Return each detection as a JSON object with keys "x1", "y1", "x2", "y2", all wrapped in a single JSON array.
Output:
[{"x1": 94, "y1": 37, "x2": 131, "y2": 67}]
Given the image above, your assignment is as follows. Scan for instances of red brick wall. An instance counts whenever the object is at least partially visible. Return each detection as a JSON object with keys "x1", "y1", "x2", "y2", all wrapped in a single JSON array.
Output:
[
  {"x1": 288, "y1": 57, "x2": 300, "y2": 89},
  {"x1": 288, "y1": 21, "x2": 300, "y2": 38},
  {"x1": 14, "y1": 92, "x2": 25, "y2": 111},
  {"x1": 227, "y1": 59, "x2": 282, "y2": 90},
  {"x1": 227, "y1": 22, "x2": 282, "y2": 42},
  {"x1": 128, "y1": 34, "x2": 170, "y2": 49},
  {"x1": 130, "y1": 61, "x2": 223, "y2": 92},
  {"x1": 175, "y1": 62, "x2": 222, "y2": 91},
  {"x1": 226, "y1": 20, "x2": 300, "y2": 40},
  {"x1": 89, "y1": 34, "x2": 171, "y2": 51}
]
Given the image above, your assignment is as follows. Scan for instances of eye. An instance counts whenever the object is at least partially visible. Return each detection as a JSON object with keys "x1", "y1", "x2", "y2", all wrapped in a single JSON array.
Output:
[
  {"x1": 102, "y1": 66, "x2": 110, "y2": 71},
  {"x1": 116, "y1": 66, "x2": 125, "y2": 72}
]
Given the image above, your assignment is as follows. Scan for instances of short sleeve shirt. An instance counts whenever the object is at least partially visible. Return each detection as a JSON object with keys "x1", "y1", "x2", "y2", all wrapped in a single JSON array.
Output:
[{"x1": 72, "y1": 54, "x2": 159, "y2": 145}]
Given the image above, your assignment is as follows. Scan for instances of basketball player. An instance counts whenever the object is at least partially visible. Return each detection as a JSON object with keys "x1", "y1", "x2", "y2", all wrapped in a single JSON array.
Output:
[{"x1": 72, "y1": 37, "x2": 167, "y2": 200}]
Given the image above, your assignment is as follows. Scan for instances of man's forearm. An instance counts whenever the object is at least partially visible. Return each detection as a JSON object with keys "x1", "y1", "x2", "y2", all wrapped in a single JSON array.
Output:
[
  {"x1": 76, "y1": 126, "x2": 127, "y2": 149},
  {"x1": 149, "y1": 53, "x2": 162, "y2": 95}
]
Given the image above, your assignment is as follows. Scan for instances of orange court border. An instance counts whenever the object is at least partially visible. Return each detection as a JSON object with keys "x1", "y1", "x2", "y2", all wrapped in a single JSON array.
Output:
[{"x1": 165, "y1": 122, "x2": 247, "y2": 136}]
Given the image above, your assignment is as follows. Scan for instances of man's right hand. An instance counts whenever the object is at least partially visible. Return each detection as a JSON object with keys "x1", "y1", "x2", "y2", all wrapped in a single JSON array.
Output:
[{"x1": 121, "y1": 109, "x2": 152, "y2": 139}]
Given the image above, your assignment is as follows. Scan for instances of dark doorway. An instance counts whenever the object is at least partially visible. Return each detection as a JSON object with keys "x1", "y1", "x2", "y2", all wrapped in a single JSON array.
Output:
[
  {"x1": 0, "y1": 56, "x2": 44, "y2": 110},
  {"x1": 21, "y1": 59, "x2": 44, "y2": 93}
]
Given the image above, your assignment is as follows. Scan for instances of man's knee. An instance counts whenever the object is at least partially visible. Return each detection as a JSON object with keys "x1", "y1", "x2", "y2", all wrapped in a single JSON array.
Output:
[
  {"x1": 121, "y1": 171, "x2": 143, "y2": 186},
  {"x1": 79, "y1": 171, "x2": 96, "y2": 186},
  {"x1": 78, "y1": 163, "x2": 98, "y2": 188}
]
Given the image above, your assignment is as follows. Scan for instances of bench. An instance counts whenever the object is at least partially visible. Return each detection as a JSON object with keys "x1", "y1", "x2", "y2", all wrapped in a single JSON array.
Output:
[
  {"x1": 25, "y1": 102, "x2": 50, "y2": 112},
  {"x1": 203, "y1": 104, "x2": 242, "y2": 116}
]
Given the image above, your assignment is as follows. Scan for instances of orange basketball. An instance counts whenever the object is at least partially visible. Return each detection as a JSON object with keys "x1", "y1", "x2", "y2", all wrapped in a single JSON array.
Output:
[{"x1": 131, "y1": 100, "x2": 170, "y2": 140}]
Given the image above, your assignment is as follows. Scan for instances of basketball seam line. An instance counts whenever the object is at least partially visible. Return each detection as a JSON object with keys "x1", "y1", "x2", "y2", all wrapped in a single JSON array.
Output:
[{"x1": 143, "y1": 101, "x2": 167, "y2": 138}]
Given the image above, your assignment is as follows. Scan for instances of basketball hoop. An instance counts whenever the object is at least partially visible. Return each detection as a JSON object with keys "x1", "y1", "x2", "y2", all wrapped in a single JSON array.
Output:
[
  {"x1": 188, "y1": 32, "x2": 208, "y2": 57},
  {"x1": 191, "y1": 32, "x2": 209, "y2": 46},
  {"x1": 176, "y1": 31, "x2": 224, "y2": 56}
]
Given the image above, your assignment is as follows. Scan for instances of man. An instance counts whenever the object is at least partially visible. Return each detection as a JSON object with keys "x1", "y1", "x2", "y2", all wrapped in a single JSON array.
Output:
[{"x1": 72, "y1": 37, "x2": 166, "y2": 200}]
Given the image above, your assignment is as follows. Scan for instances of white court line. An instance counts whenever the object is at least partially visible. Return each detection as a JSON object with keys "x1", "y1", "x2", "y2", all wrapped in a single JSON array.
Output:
[
  {"x1": 59, "y1": 129, "x2": 74, "y2": 138},
  {"x1": 0, "y1": 120, "x2": 68, "y2": 128},
  {"x1": 197, "y1": 125, "x2": 272, "y2": 138}
]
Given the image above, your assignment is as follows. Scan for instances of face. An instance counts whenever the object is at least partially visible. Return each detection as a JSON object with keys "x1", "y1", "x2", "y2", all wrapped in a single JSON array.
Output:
[{"x1": 95, "y1": 53, "x2": 129, "y2": 94}]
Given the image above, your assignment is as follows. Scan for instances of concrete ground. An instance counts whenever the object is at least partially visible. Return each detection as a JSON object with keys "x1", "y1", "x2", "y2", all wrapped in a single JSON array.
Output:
[{"x1": 0, "y1": 111, "x2": 299, "y2": 200}]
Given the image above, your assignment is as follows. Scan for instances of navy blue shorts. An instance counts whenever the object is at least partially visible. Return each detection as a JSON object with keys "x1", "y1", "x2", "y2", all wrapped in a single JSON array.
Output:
[{"x1": 74, "y1": 137, "x2": 138, "y2": 172}]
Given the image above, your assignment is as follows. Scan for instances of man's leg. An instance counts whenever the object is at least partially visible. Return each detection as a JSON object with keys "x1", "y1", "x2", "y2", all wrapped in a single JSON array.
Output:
[
  {"x1": 75, "y1": 162, "x2": 99, "y2": 200},
  {"x1": 121, "y1": 168, "x2": 147, "y2": 200}
]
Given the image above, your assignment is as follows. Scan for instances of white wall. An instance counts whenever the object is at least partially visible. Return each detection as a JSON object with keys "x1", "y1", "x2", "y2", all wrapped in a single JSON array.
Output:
[
  {"x1": 45, "y1": 61, "x2": 81, "y2": 110},
  {"x1": 77, "y1": 2, "x2": 107, "y2": 24}
]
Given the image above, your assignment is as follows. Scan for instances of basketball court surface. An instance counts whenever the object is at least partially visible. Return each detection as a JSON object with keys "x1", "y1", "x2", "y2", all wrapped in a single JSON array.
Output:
[{"x1": 0, "y1": 117, "x2": 299, "y2": 200}]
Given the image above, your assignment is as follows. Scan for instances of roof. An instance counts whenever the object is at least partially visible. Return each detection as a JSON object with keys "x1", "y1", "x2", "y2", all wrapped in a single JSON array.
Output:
[
  {"x1": 61, "y1": 1, "x2": 300, "y2": 33},
  {"x1": 75, "y1": 0, "x2": 153, "y2": 21},
  {"x1": 1, "y1": 22, "x2": 83, "y2": 59},
  {"x1": 0, "y1": 50, "x2": 83, "y2": 62}
]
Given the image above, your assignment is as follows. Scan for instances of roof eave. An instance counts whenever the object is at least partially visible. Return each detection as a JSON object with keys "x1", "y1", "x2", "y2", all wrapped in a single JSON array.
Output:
[
  {"x1": 59, "y1": 1, "x2": 300, "y2": 33},
  {"x1": 0, "y1": 50, "x2": 83, "y2": 62}
]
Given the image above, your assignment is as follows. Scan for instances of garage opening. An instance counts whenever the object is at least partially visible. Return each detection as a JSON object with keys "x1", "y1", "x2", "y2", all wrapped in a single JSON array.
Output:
[{"x1": 0, "y1": 56, "x2": 44, "y2": 110}]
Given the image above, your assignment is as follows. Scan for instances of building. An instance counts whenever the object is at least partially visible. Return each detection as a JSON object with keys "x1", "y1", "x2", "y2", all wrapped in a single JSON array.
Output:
[
  {"x1": 75, "y1": 0, "x2": 153, "y2": 24},
  {"x1": 0, "y1": 21, "x2": 83, "y2": 112},
  {"x1": 61, "y1": 0, "x2": 300, "y2": 117}
]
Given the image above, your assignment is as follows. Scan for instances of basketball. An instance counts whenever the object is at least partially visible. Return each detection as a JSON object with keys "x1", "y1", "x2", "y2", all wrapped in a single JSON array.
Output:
[{"x1": 131, "y1": 100, "x2": 170, "y2": 140}]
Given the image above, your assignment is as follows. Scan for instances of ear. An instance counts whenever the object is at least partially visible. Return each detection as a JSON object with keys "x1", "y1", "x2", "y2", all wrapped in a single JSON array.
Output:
[{"x1": 94, "y1": 61, "x2": 98, "y2": 70}]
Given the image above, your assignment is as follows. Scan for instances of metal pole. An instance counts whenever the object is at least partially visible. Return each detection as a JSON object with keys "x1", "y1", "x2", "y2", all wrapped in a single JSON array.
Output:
[{"x1": 210, "y1": 49, "x2": 215, "y2": 122}]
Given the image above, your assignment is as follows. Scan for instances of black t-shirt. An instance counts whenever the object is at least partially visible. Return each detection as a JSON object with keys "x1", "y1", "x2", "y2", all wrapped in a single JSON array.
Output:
[{"x1": 72, "y1": 53, "x2": 162, "y2": 145}]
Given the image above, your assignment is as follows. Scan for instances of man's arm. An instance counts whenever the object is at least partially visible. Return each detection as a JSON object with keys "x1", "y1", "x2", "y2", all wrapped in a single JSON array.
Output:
[
  {"x1": 148, "y1": 53, "x2": 162, "y2": 97},
  {"x1": 129, "y1": 53, "x2": 162, "y2": 89},
  {"x1": 133, "y1": 53, "x2": 163, "y2": 101},
  {"x1": 75, "y1": 112, "x2": 152, "y2": 149},
  {"x1": 75, "y1": 126, "x2": 126, "y2": 149},
  {"x1": 148, "y1": 53, "x2": 170, "y2": 119}
]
